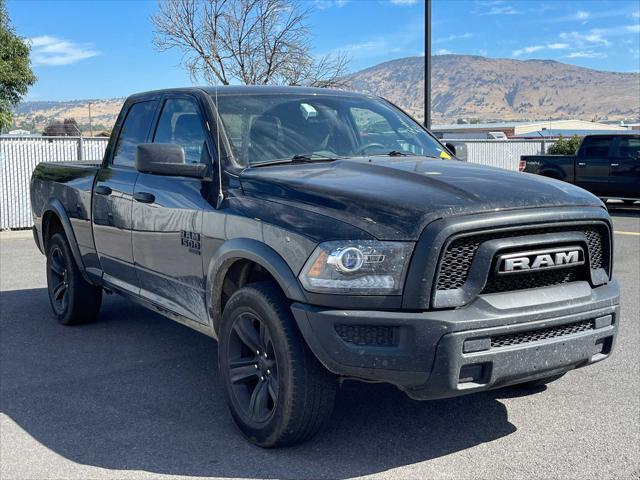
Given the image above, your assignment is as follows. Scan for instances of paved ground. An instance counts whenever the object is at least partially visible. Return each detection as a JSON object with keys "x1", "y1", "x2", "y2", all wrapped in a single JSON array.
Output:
[{"x1": 1, "y1": 208, "x2": 639, "y2": 480}]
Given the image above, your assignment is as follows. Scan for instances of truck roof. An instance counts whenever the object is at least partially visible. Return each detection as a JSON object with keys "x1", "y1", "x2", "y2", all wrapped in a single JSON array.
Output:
[{"x1": 126, "y1": 85, "x2": 372, "y2": 101}]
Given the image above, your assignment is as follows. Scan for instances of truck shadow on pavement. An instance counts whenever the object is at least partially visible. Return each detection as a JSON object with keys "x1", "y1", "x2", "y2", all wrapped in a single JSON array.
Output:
[{"x1": 1, "y1": 288, "x2": 517, "y2": 479}]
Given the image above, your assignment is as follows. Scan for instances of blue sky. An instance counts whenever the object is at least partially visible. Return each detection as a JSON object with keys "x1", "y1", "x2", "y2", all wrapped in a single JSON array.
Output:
[{"x1": 7, "y1": 0, "x2": 640, "y2": 101}]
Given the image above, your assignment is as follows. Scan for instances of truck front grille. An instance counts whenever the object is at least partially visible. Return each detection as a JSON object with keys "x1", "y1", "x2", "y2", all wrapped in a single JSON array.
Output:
[
  {"x1": 483, "y1": 269, "x2": 579, "y2": 294},
  {"x1": 435, "y1": 224, "x2": 610, "y2": 293},
  {"x1": 491, "y1": 320, "x2": 594, "y2": 348}
]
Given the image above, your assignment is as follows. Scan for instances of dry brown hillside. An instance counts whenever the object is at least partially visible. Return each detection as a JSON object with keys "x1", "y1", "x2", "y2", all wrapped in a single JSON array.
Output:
[
  {"x1": 347, "y1": 55, "x2": 640, "y2": 123},
  {"x1": 11, "y1": 55, "x2": 640, "y2": 133}
]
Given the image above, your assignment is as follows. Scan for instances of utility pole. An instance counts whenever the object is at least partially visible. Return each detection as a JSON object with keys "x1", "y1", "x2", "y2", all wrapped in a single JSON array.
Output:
[
  {"x1": 88, "y1": 102, "x2": 94, "y2": 137},
  {"x1": 424, "y1": 0, "x2": 432, "y2": 130}
]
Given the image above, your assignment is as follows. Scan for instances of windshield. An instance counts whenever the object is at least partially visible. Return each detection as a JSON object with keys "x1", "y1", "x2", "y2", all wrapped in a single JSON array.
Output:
[{"x1": 212, "y1": 92, "x2": 449, "y2": 166}]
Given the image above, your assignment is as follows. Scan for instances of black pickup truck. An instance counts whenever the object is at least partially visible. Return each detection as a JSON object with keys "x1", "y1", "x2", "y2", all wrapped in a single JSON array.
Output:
[
  {"x1": 31, "y1": 86, "x2": 619, "y2": 447},
  {"x1": 520, "y1": 133, "x2": 640, "y2": 203}
]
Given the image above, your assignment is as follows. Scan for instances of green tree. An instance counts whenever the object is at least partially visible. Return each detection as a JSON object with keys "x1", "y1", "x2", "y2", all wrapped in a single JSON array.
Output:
[
  {"x1": 0, "y1": 0, "x2": 36, "y2": 132},
  {"x1": 548, "y1": 135, "x2": 582, "y2": 155}
]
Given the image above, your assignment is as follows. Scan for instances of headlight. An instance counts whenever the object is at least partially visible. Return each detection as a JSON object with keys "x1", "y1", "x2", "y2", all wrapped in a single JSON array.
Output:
[{"x1": 299, "y1": 240, "x2": 414, "y2": 294}]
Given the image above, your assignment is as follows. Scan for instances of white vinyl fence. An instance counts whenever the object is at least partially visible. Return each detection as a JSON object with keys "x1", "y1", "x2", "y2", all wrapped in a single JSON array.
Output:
[
  {"x1": 0, "y1": 137, "x2": 554, "y2": 230},
  {"x1": 455, "y1": 139, "x2": 555, "y2": 171},
  {"x1": 1, "y1": 136, "x2": 108, "y2": 229}
]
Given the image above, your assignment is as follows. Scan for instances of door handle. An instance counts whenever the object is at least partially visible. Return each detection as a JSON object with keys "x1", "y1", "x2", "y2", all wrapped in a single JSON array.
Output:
[
  {"x1": 95, "y1": 185, "x2": 112, "y2": 196},
  {"x1": 133, "y1": 192, "x2": 155, "y2": 204},
  {"x1": 577, "y1": 162, "x2": 586, "y2": 167},
  {"x1": 611, "y1": 163, "x2": 620, "y2": 167}
]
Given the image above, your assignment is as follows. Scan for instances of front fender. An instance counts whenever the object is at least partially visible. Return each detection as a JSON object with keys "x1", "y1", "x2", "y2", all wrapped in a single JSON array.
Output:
[{"x1": 205, "y1": 238, "x2": 308, "y2": 335}]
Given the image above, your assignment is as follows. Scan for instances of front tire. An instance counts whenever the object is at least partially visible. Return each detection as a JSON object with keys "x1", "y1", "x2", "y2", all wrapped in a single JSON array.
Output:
[
  {"x1": 218, "y1": 282, "x2": 336, "y2": 447},
  {"x1": 46, "y1": 233, "x2": 102, "y2": 325}
]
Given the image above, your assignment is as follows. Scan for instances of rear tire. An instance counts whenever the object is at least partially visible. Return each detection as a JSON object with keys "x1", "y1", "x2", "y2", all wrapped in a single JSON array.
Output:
[
  {"x1": 510, "y1": 373, "x2": 566, "y2": 389},
  {"x1": 46, "y1": 233, "x2": 102, "y2": 325},
  {"x1": 218, "y1": 282, "x2": 336, "y2": 447}
]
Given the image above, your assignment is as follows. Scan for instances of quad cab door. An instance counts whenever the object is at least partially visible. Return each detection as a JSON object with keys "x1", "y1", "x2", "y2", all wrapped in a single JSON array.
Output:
[
  {"x1": 574, "y1": 136, "x2": 614, "y2": 197},
  {"x1": 93, "y1": 99, "x2": 158, "y2": 292},
  {"x1": 131, "y1": 94, "x2": 214, "y2": 323},
  {"x1": 609, "y1": 136, "x2": 640, "y2": 199}
]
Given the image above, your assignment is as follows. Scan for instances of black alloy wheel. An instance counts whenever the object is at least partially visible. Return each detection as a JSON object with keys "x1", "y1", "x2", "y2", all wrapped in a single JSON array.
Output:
[
  {"x1": 218, "y1": 282, "x2": 337, "y2": 447},
  {"x1": 45, "y1": 232, "x2": 102, "y2": 325},
  {"x1": 227, "y1": 312, "x2": 280, "y2": 423},
  {"x1": 47, "y1": 244, "x2": 70, "y2": 315}
]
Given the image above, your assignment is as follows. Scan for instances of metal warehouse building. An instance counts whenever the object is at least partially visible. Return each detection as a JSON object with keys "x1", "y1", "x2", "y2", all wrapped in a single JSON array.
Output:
[{"x1": 432, "y1": 119, "x2": 631, "y2": 139}]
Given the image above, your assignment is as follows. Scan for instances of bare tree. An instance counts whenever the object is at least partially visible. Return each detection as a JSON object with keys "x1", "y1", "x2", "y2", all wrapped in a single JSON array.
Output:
[{"x1": 152, "y1": 0, "x2": 349, "y2": 87}]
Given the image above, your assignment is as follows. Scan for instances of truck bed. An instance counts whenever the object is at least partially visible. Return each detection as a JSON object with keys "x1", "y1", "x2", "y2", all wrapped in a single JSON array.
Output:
[
  {"x1": 31, "y1": 161, "x2": 100, "y2": 258},
  {"x1": 520, "y1": 154, "x2": 576, "y2": 181}
]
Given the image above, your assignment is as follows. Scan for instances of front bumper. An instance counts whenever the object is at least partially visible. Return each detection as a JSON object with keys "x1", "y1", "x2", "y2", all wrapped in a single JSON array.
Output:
[{"x1": 291, "y1": 280, "x2": 620, "y2": 400}]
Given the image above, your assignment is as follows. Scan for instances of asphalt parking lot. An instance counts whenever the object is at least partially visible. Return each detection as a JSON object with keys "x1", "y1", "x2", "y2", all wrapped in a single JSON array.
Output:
[{"x1": 1, "y1": 208, "x2": 639, "y2": 480}]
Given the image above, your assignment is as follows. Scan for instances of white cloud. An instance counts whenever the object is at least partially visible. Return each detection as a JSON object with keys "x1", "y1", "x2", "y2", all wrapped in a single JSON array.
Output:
[
  {"x1": 564, "y1": 51, "x2": 607, "y2": 59},
  {"x1": 479, "y1": 49, "x2": 488, "y2": 56},
  {"x1": 559, "y1": 31, "x2": 610, "y2": 47},
  {"x1": 481, "y1": 5, "x2": 520, "y2": 15},
  {"x1": 513, "y1": 43, "x2": 569, "y2": 56},
  {"x1": 435, "y1": 49, "x2": 453, "y2": 55},
  {"x1": 575, "y1": 10, "x2": 590, "y2": 20},
  {"x1": 390, "y1": 0, "x2": 417, "y2": 4},
  {"x1": 626, "y1": 24, "x2": 640, "y2": 33},
  {"x1": 435, "y1": 32, "x2": 472, "y2": 43},
  {"x1": 30, "y1": 36, "x2": 99, "y2": 66},
  {"x1": 630, "y1": 48, "x2": 640, "y2": 59},
  {"x1": 314, "y1": 0, "x2": 348, "y2": 9}
]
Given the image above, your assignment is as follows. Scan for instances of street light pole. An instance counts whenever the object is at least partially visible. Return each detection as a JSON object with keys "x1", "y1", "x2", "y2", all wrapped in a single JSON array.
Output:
[
  {"x1": 88, "y1": 102, "x2": 94, "y2": 137},
  {"x1": 424, "y1": 0, "x2": 431, "y2": 130}
]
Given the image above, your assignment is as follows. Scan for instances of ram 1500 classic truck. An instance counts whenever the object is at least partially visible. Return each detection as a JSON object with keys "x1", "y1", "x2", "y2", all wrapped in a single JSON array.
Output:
[
  {"x1": 31, "y1": 86, "x2": 620, "y2": 447},
  {"x1": 520, "y1": 133, "x2": 640, "y2": 203}
]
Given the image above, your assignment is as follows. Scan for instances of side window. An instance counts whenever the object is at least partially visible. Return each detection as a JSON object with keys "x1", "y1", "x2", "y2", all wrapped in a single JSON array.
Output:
[
  {"x1": 112, "y1": 101, "x2": 156, "y2": 167},
  {"x1": 617, "y1": 137, "x2": 640, "y2": 159},
  {"x1": 582, "y1": 137, "x2": 612, "y2": 159},
  {"x1": 153, "y1": 98, "x2": 208, "y2": 164}
]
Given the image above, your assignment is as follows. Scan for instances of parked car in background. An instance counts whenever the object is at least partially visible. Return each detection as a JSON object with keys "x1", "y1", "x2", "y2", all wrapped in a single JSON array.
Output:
[
  {"x1": 520, "y1": 134, "x2": 640, "y2": 203},
  {"x1": 31, "y1": 86, "x2": 619, "y2": 447}
]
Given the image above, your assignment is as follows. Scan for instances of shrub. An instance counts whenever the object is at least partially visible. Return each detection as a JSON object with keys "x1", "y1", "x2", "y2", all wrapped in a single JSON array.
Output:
[{"x1": 548, "y1": 135, "x2": 582, "y2": 155}]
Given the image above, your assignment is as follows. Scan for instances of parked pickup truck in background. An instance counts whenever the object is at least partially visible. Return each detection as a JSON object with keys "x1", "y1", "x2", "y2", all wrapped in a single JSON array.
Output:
[
  {"x1": 520, "y1": 134, "x2": 640, "y2": 203},
  {"x1": 31, "y1": 86, "x2": 620, "y2": 447}
]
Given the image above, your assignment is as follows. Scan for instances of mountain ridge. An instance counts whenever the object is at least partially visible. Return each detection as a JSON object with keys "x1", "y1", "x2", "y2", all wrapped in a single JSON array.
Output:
[
  {"x1": 346, "y1": 55, "x2": 640, "y2": 123},
  {"x1": 10, "y1": 54, "x2": 640, "y2": 133}
]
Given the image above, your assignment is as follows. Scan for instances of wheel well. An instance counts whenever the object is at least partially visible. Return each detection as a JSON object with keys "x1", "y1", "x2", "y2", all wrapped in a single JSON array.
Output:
[
  {"x1": 42, "y1": 211, "x2": 64, "y2": 250},
  {"x1": 214, "y1": 259, "x2": 281, "y2": 332},
  {"x1": 541, "y1": 171, "x2": 561, "y2": 180}
]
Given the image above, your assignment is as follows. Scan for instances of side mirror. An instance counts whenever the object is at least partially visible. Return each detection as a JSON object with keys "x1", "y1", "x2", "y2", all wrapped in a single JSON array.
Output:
[
  {"x1": 135, "y1": 143, "x2": 207, "y2": 178},
  {"x1": 445, "y1": 142, "x2": 468, "y2": 162}
]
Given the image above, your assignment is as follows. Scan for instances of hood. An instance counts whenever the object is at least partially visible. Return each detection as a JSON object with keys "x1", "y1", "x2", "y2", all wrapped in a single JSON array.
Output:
[{"x1": 239, "y1": 157, "x2": 604, "y2": 240}]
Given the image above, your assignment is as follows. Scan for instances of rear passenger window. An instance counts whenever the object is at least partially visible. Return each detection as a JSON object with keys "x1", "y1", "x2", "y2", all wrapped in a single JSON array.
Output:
[
  {"x1": 582, "y1": 137, "x2": 612, "y2": 159},
  {"x1": 153, "y1": 98, "x2": 208, "y2": 164},
  {"x1": 112, "y1": 101, "x2": 156, "y2": 167},
  {"x1": 618, "y1": 137, "x2": 640, "y2": 159}
]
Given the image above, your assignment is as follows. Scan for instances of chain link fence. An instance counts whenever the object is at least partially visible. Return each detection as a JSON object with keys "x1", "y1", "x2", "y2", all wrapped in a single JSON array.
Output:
[{"x1": 0, "y1": 137, "x2": 554, "y2": 230}]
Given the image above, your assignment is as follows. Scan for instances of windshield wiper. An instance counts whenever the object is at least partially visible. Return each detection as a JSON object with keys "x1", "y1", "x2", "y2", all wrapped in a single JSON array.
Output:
[
  {"x1": 291, "y1": 154, "x2": 339, "y2": 163},
  {"x1": 252, "y1": 153, "x2": 342, "y2": 167},
  {"x1": 369, "y1": 150, "x2": 412, "y2": 157}
]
